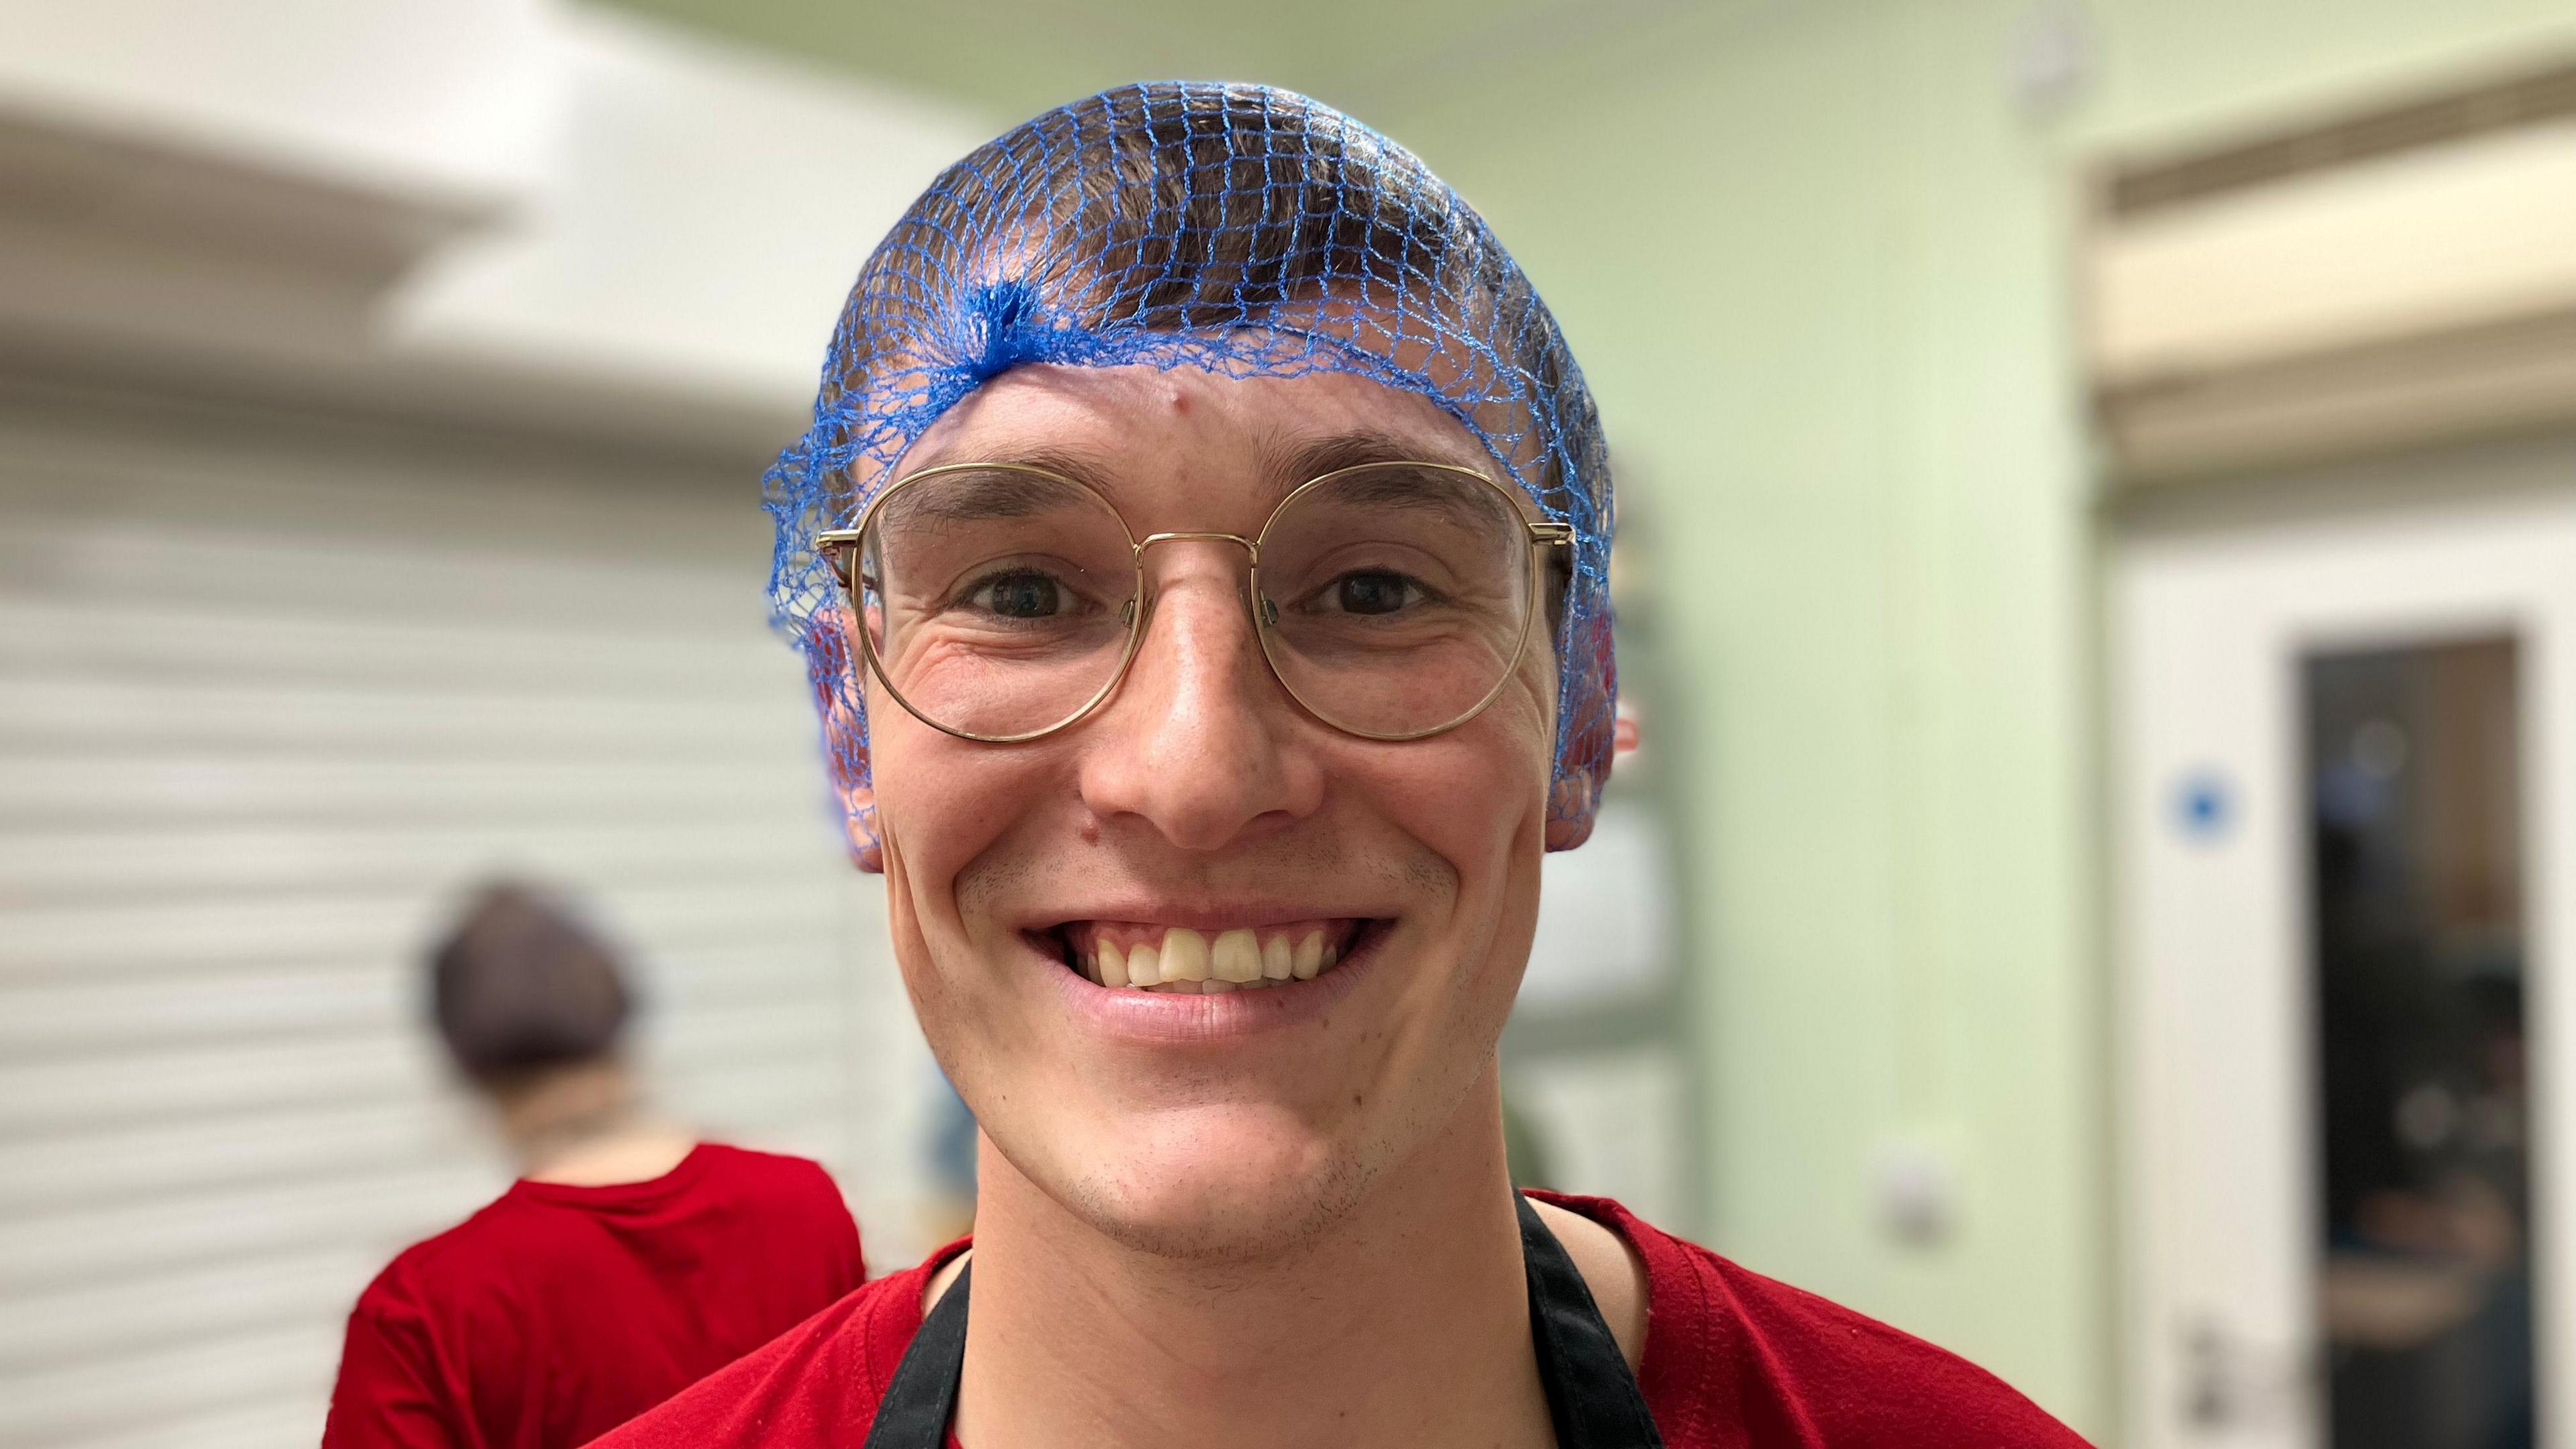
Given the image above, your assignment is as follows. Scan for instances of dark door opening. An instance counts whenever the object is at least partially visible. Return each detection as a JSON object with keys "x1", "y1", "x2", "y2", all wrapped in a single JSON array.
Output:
[{"x1": 2307, "y1": 637, "x2": 2532, "y2": 1449}]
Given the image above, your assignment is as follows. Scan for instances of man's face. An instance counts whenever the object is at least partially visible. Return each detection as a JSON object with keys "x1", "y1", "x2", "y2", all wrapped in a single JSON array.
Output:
[{"x1": 856, "y1": 364, "x2": 1558, "y2": 1258}]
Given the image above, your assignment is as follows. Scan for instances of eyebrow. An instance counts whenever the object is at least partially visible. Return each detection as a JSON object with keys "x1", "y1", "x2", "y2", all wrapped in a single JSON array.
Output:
[
  {"x1": 873, "y1": 463, "x2": 1088, "y2": 527},
  {"x1": 864, "y1": 440, "x2": 1128, "y2": 529},
  {"x1": 999, "y1": 446, "x2": 1127, "y2": 496},
  {"x1": 1263, "y1": 428, "x2": 1493, "y2": 496}
]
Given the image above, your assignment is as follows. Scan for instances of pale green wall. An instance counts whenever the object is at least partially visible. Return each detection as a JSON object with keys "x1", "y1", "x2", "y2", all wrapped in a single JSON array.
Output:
[{"x1": 1367, "y1": 1, "x2": 2576, "y2": 1438}]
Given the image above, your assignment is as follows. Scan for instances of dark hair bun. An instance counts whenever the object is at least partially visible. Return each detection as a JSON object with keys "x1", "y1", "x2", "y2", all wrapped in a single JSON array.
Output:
[{"x1": 429, "y1": 881, "x2": 633, "y2": 1083}]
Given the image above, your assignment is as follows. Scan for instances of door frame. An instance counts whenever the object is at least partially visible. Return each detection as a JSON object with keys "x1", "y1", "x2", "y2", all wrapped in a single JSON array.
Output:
[{"x1": 2111, "y1": 437, "x2": 2576, "y2": 1449}]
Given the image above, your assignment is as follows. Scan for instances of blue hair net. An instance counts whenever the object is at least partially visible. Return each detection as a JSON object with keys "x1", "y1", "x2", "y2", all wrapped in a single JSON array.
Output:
[{"x1": 770, "y1": 82, "x2": 1615, "y2": 853}]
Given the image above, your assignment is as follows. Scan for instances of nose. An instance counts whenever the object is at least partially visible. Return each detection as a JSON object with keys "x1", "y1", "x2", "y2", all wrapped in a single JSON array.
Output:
[{"x1": 1075, "y1": 543, "x2": 1324, "y2": 851}]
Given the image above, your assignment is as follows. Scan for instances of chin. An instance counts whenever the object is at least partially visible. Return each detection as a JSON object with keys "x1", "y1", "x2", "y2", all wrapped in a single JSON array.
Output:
[{"x1": 1046, "y1": 1104, "x2": 1378, "y2": 1263}]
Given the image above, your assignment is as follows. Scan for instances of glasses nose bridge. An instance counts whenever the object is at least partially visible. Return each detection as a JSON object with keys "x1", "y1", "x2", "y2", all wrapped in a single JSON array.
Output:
[
  {"x1": 1128, "y1": 527, "x2": 1268, "y2": 624},
  {"x1": 1130, "y1": 529, "x2": 1266, "y2": 614},
  {"x1": 1120, "y1": 529, "x2": 1279, "y2": 694},
  {"x1": 1134, "y1": 529, "x2": 1260, "y2": 564}
]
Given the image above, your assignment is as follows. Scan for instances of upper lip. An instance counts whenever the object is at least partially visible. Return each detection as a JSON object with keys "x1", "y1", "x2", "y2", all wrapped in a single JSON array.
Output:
[{"x1": 1024, "y1": 904, "x2": 1391, "y2": 933}]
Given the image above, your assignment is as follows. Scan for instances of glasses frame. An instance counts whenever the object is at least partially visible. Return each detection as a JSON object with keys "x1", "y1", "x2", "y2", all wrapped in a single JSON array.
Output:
[{"x1": 815, "y1": 459, "x2": 1575, "y2": 745}]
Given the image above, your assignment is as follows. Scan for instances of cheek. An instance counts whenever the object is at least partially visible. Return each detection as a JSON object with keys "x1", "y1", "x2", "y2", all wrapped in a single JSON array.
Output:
[
  {"x1": 1424, "y1": 661, "x2": 1556, "y2": 965},
  {"x1": 870, "y1": 712, "x2": 1069, "y2": 1084},
  {"x1": 1336, "y1": 659, "x2": 1557, "y2": 887},
  {"x1": 867, "y1": 704, "x2": 1047, "y2": 934},
  {"x1": 1491, "y1": 655, "x2": 1562, "y2": 779},
  {"x1": 1445, "y1": 652, "x2": 1561, "y2": 832}
]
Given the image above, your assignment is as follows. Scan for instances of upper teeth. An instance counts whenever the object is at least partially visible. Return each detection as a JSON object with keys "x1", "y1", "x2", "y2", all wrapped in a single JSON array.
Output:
[{"x1": 1086, "y1": 926, "x2": 1342, "y2": 992}]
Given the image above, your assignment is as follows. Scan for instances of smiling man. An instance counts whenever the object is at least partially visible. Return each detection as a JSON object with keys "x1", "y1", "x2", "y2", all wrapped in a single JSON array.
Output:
[{"x1": 597, "y1": 83, "x2": 2086, "y2": 1448}]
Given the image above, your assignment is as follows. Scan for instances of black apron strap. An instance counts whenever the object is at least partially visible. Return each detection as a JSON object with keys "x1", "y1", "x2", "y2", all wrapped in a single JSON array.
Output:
[
  {"x1": 859, "y1": 1205, "x2": 1662, "y2": 1448},
  {"x1": 1518, "y1": 1193, "x2": 1666, "y2": 1448},
  {"x1": 861, "y1": 1260, "x2": 971, "y2": 1449}
]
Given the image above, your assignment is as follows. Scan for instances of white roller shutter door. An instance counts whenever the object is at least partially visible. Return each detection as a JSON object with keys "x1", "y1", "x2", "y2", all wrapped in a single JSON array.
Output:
[{"x1": 0, "y1": 374, "x2": 927, "y2": 1448}]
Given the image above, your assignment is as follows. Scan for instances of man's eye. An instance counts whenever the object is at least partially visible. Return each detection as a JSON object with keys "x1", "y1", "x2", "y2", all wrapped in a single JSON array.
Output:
[
  {"x1": 966, "y1": 571, "x2": 1065, "y2": 619},
  {"x1": 1331, "y1": 571, "x2": 1425, "y2": 616}
]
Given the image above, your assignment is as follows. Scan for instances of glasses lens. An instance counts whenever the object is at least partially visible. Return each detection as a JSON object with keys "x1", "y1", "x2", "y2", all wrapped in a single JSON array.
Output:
[
  {"x1": 1255, "y1": 465, "x2": 1537, "y2": 737},
  {"x1": 857, "y1": 468, "x2": 1137, "y2": 739}
]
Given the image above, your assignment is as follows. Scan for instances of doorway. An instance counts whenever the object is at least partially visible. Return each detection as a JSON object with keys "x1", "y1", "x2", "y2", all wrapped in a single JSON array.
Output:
[{"x1": 2114, "y1": 435, "x2": 2576, "y2": 1449}]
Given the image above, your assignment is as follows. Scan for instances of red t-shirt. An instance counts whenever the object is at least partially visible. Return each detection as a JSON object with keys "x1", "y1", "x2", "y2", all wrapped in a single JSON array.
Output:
[
  {"x1": 588, "y1": 1191, "x2": 2088, "y2": 1447},
  {"x1": 324, "y1": 1142, "x2": 867, "y2": 1449}
]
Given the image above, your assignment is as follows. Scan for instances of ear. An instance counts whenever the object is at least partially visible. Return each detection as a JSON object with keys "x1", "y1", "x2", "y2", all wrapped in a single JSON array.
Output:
[
  {"x1": 804, "y1": 606, "x2": 885, "y2": 874},
  {"x1": 838, "y1": 784, "x2": 885, "y2": 875},
  {"x1": 1544, "y1": 771, "x2": 1599, "y2": 851},
  {"x1": 1544, "y1": 614, "x2": 1623, "y2": 851}
]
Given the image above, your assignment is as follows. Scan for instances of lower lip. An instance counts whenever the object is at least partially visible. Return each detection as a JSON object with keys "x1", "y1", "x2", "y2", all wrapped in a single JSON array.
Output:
[{"x1": 1037, "y1": 928, "x2": 1384, "y2": 1044}]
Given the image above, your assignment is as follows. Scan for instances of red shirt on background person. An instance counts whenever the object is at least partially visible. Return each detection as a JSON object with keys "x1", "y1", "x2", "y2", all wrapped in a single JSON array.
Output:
[
  {"x1": 327, "y1": 1144, "x2": 863, "y2": 1449},
  {"x1": 321, "y1": 883, "x2": 867, "y2": 1449}
]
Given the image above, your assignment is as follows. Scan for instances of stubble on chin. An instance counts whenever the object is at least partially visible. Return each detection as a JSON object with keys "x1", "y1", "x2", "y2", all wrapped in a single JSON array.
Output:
[
  {"x1": 1003, "y1": 1022, "x2": 1507, "y2": 1286},
  {"x1": 1050, "y1": 1148, "x2": 1383, "y2": 1276}
]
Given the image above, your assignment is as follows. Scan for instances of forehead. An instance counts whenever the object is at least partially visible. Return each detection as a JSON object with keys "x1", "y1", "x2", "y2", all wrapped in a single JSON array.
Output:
[{"x1": 893, "y1": 365, "x2": 1502, "y2": 510}]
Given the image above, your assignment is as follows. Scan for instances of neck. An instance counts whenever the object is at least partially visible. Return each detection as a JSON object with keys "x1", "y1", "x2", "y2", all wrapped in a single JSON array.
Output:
[
  {"x1": 493, "y1": 1059, "x2": 695, "y2": 1185},
  {"x1": 955, "y1": 1063, "x2": 1550, "y2": 1449}
]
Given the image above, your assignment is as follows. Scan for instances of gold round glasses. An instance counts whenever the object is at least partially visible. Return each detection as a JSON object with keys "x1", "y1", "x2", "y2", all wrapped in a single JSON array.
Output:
[{"x1": 814, "y1": 460, "x2": 1574, "y2": 744}]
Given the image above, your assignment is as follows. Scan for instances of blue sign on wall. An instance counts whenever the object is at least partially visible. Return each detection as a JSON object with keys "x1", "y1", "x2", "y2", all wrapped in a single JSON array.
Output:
[{"x1": 2173, "y1": 769, "x2": 2235, "y2": 843}]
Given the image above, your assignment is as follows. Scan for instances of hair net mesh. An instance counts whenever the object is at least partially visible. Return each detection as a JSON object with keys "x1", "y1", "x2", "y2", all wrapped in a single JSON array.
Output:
[{"x1": 769, "y1": 81, "x2": 1616, "y2": 851}]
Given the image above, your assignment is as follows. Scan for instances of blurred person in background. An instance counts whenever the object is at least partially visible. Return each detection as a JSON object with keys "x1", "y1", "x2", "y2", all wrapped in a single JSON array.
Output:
[
  {"x1": 601, "y1": 83, "x2": 2082, "y2": 1449},
  {"x1": 321, "y1": 882, "x2": 867, "y2": 1449}
]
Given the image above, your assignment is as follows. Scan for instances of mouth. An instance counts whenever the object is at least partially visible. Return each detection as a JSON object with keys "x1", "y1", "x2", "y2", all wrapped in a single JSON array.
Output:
[{"x1": 1037, "y1": 918, "x2": 1378, "y2": 994}]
